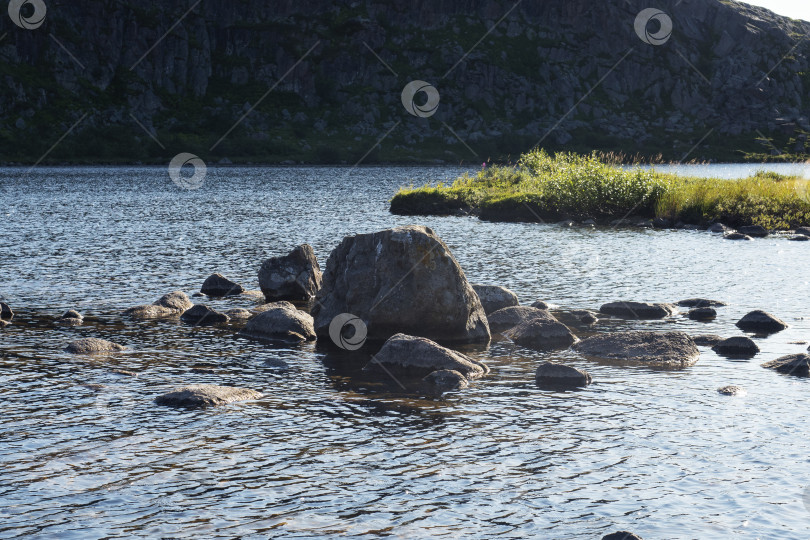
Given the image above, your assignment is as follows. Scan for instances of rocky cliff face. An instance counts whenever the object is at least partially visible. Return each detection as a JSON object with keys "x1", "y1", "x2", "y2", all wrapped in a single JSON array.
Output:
[{"x1": 1, "y1": 0, "x2": 809, "y2": 163}]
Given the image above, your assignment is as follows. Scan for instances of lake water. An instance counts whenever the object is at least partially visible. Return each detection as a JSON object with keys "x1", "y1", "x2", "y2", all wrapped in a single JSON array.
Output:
[
  {"x1": 1, "y1": 165, "x2": 810, "y2": 539},
  {"x1": 627, "y1": 162, "x2": 810, "y2": 179}
]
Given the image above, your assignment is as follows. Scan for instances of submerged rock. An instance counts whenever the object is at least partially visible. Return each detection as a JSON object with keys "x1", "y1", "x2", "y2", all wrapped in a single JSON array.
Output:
[
  {"x1": 488, "y1": 306, "x2": 555, "y2": 334},
  {"x1": 723, "y1": 232, "x2": 753, "y2": 240},
  {"x1": 66, "y1": 338, "x2": 126, "y2": 354},
  {"x1": 789, "y1": 235, "x2": 810, "y2": 241},
  {"x1": 0, "y1": 302, "x2": 13, "y2": 321},
  {"x1": 574, "y1": 331, "x2": 699, "y2": 367},
  {"x1": 200, "y1": 273, "x2": 244, "y2": 297},
  {"x1": 535, "y1": 362, "x2": 592, "y2": 389},
  {"x1": 504, "y1": 318, "x2": 578, "y2": 351},
  {"x1": 472, "y1": 284, "x2": 519, "y2": 314},
  {"x1": 312, "y1": 226, "x2": 490, "y2": 344},
  {"x1": 712, "y1": 336, "x2": 759, "y2": 358},
  {"x1": 693, "y1": 334, "x2": 724, "y2": 347},
  {"x1": 677, "y1": 298, "x2": 727, "y2": 307},
  {"x1": 155, "y1": 384, "x2": 262, "y2": 408},
  {"x1": 239, "y1": 303, "x2": 315, "y2": 342},
  {"x1": 0, "y1": 320, "x2": 9, "y2": 329},
  {"x1": 736, "y1": 310, "x2": 788, "y2": 333},
  {"x1": 717, "y1": 385, "x2": 747, "y2": 396},
  {"x1": 364, "y1": 333, "x2": 489, "y2": 380},
  {"x1": 599, "y1": 301, "x2": 676, "y2": 319},
  {"x1": 180, "y1": 305, "x2": 230, "y2": 325},
  {"x1": 795, "y1": 227, "x2": 810, "y2": 236},
  {"x1": 258, "y1": 244, "x2": 323, "y2": 301},
  {"x1": 602, "y1": 532, "x2": 643, "y2": 540},
  {"x1": 555, "y1": 310, "x2": 599, "y2": 325},
  {"x1": 124, "y1": 291, "x2": 193, "y2": 319},
  {"x1": 530, "y1": 300, "x2": 550, "y2": 310},
  {"x1": 738, "y1": 225, "x2": 768, "y2": 238},
  {"x1": 224, "y1": 308, "x2": 253, "y2": 322},
  {"x1": 688, "y1": 307, "x2": 717, "y2": 321},
  {"x1": 761, "y1": 353, "x2": 810, "y2": 377},
  {"x1": 707, "y1": 223, "x2": 732, "y2": 233},
  {"x1": 422, "y1": 369, "x2": 469, "y2": 392},
  {"x1": 57, "y1": 309, "x2": 84, "y2": 325}
]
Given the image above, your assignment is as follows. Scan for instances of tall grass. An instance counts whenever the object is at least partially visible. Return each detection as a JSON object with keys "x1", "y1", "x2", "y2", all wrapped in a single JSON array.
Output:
[{"x1": 391, "y1": 150, "x2": 810, "y2": 228}]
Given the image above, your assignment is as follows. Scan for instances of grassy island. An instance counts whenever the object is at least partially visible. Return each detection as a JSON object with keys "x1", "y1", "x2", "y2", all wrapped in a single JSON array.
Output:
[{"x1": 391, "y1": 150, "x2": 810, "y2": 230}]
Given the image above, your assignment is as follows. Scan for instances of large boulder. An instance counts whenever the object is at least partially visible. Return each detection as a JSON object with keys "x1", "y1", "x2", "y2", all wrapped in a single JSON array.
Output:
[
  {"x1": 600, "y1": 301, "x2": 676, "y2": 319},
  {"x1": 0, "y1": 302, "x2": 13, "y2": 321},
  {"x1": 180, "y1": 305, "x2": 230, "y2": 325},
  {"x1": 535, "y1": 362, "x2": 592, "y2": 389},
  {"x1": 422, "y1": 369, "x2": 469, "y2": 392},
  {"x1": 688, "y1": 307, "x2": 716, "y2": 321},
  {"x1": 258, "y1": 244, "x2": 323, "y2": 301},
  {"x1": 738, "y1": 225, "x2": 768, "y2": 238},
  {"x1": 712, "y1": 336, "x2": 759, "y2": 358},
  {"x1": 57, "y1": 309, "x2": 84, "y2": 326},
  {"x1": 66, "y1": 338, "x2": 126, "y2": 354},
  {"x1": 124, "y1": 291, "x2": 193, "y2": 319},
  {"x1": 363, "y1": 333, "x2": 489, "y2": 380},
  {"x1": 573, "y1": 331, "x2": 699, "y2": 367},
  {"x1": 155, "y1": 385, "x2": 262, "y2": 408},
  {"x1": 471, "y1": 284, "x2": 519, "y2": 314},
  {"x1": 736, "y1": 310, "x2": 788, "y2": 333},
  {"x1": 312, "y1": 226, "x2": 490, "y2": 344},
  {"x1": 504, "y1": 318, "x2": 578, "y2": 351},
  {"x1": 761, "y1": 353, "x2": 810, "y2": 377},
  {"x1": 239, "y1": 302, "x2": 316, "y2": 342},
  {"x1": 488, "y1": 306, "x2": 555, "y2": 334},
  {"x1": 200, "y1": 273, "x2": 244, "y2": 297}
]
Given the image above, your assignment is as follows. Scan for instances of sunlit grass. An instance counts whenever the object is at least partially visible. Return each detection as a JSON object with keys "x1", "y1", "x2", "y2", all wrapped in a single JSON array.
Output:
[{"x1": 391, "y1": 150, "x2": 810, "y2": 229}]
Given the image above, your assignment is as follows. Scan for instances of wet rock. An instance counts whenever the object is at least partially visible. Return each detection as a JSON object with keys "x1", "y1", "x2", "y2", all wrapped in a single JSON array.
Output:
[
  {"x1": 364, "y1": 333, "x2": 489, "y2": 380},
  {"x1": 738, "y1": 225, "x2": 768, "y2": 238},
  {"x1": 652, "y1": 217, "x2": 671, "y2": 228},
  {"x1": 224, "y1": 308, "x2": 253, "y2": 322},
  {"x1": 761, "y1": 353, "x2": 810, "y2": 377},
  {"x1": 62, "y1": 309, "x2": 83, "y2": 320},
  {"x1": 180, "y1": 305, "x2": 230, "y2": 325},
  {"x1": 504, "y1": 318, "x2": 578, "y2": 351},
  {"x1": 488, "y1": 306, "x2": 556, "y2": 334},
  {"x1": 599, "y1": 301, "x2": 676, "y2": 320},
  {"x1": 66, "y1": 338, "x2": 126, "y2": 354},
  {"x1": 712, "y1": 336, "x2": 759, "y2": 358},
  {"x1": 0, "y1": 320, "x2": 10, "y2": 329},
  {"x1": 312, "y1": 226, "x2": 490, "y2": 344},
  {"x1": 554, "y1": 309, "x2": 598, "y2": 326},
  {"x1": 530, "y1": 300, "x2": 550, "y2": 310},
  {"x1": 124, "y1": 291, "x2": 193, "y2": 319},
  {"x1": 56, "y1": 309, "x2": 84, "y2": 325},
  {"x1": 111, "y1": 369, "x2": 138, "y2": 377},
  {"x1": 472, "y1": 284, "x2": 519, "y2": 314},
  {"x1": 264, "y1": 358, "x2": 290, "y2": 370},
  {"x1": 422, "y1": 369, "x2": 469, "y2": 392},
  {"x1": 200, "y1": 273, "x2": 244, "y2": 297},
  {"x1": 677, "y1": 298, "x2": 727, "y2": 307},
  {"x1": 717, "y1": 385, "x2": 747, "y2": 396},
  {"x1": 602, "y1": 532, "x2": 643, "y2": 540},
  {"x1": 693, "y1": 334, "x2": 724, "y2": 347},
  {"x1": 736, "y1": 310, "x2": 788, "y2": 333},
  {"x1": 724, "y1": 232, "x2": 753, "y2": 240},
  {"x1": 535, "y1": 362, "x2": 592, "y2": 389},
  {"x1": 0, "y1": 302, "x2": 13, "y2": 321},
  {"x1": 707, "y1": 223, "x2": 732, "y2": 233},
  {"x1": 259, "y1": 244, "x2": 323, "y2": 301},
  {"x1": 688, "y1": 307, "x2": 716, "y2": 321},
  {"x1": 239, "y1": 303, "x2": 315, "y2": 342},
  {"x1": 795, "y1": 227, "x2": 810, "y2": 236},
  {"x1": 155, "y1": 384, "x2": 262, "y2": 408},
  {"x1": 574, "y1": 331, "x2": 700, "y2": 367},
  {"x1": 789, "y1": 235, "x2": 810, "y2": 241}
]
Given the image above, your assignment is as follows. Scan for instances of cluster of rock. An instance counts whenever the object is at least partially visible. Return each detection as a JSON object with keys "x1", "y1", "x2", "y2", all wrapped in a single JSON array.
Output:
[{"x1": 563, "y1": 218, "x2": 810, "y2": 241}]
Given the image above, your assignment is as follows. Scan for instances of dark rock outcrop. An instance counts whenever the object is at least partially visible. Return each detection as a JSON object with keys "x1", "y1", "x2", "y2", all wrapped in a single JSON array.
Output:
[
  {"x1": 738, "y1": 225, "x2": 768, "y2": 238},
  {"x1": 239, "y1": 302, "x2": 316, "y2": 342},
  {"x1": 155, "y1": 385, "x2": 262, "y2": 408},
  {"x1": 602, "y1": 532, "x2": 643, "y2": 540},
  {"x1": 677, "y1": 298, "x2": 727, "y2": 307},
  {"x1": 124, "y1": 291, "x2": 193, "y2": 319},
  {"x1": 693, "y1": 334, "x2": 724, "y2": 347},
  {"x1": 57, "y1": 309, "x2": 84, "y2": 325},
  {"x1": 259, "y1": 244, "x2": 323, "y2": 301},
  {"x1": 0, "y1": 302, "x2": 13, "y2": 321},
  {"x1": 574, "y1": 331, "x2": 700, "y2": 367},
  {"x1": 363, "y1": 333, "x2": 489, "y2": 380},
  {"x1": 504, "y1": 318, "x2": 578, "y2": 351},
  {"x1": 599, "y1": 301, "x2": 676, "y2": 319},
  {"x1": 724, "y1": 232, "x2": 753, "y2": 241},
  {"x1": 761, "y1": 353, "x2": 810, "y2": 377},
  {"x1": 180, "y1": 305, "x2": 230, "y2": 325},
  {"x1": 535, "y1": 362, "x2": 592, "y2": 389},
  {"x1": 712, "y1": 336, "x2": 759, "y2": 358},
  {"x1": 66, "y1": 338, "x2": 126, "y2": 354},
  {"x1": 422, "y1": 369, "x2": 469, "y2": 392},
  {"x1": 200, "y1": 274, "x2": 244, "y2": 297},
  {"x1": 688, "y1": 307, "x2": 716, "y2": 321},
  {"x1": 530, "y1": 300, "x2": 550, "y2": 310},
  {"x1": 488, "y1": 306, "x2": 555, "y2": 334},
  {"x1": 312, "y1": 226, "x2": 490, "y2": 344},
  {"x1": 472, "y1": 284, "x2": 519, "y2": 315},
  {"x1": 736, "y1": 310, "x2": 788, "y2": 333}
]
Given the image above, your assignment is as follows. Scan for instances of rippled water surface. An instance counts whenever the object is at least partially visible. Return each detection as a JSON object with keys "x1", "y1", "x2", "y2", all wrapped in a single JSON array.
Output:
[{"x1": 2, "y1": 166, "x2": 810, "y2": 539}]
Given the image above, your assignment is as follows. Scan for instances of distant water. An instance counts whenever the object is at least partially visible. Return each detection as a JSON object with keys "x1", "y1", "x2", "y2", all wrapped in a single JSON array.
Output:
[
  {"x1": 626, "y1": 162, "x2": 810, "y2": 179},
  {"x1": 1, "y1": 166, "x2": 810, "y2": 539}
]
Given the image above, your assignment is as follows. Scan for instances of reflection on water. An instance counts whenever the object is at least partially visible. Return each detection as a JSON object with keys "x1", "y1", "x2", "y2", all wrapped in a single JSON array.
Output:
[{"x1": 1, "y1": 166, "x2": 810, "y2": 539}]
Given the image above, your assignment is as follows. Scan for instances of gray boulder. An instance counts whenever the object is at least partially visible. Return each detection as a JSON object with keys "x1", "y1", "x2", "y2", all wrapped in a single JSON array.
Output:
[
  {"x1": 224, "y1": 308, "x2": 253, "y2": 322},
  {"x1": 57, "y1": 309, "x2": 84, "y2": 325},
  {"x1": 180, "y1": 305, "x2": 230, "y2": 325},
  {"x1": 364, "y1": 333, "x2": 489, "y2": 380},
  {"x1": 738, "y1": 225, "x2": 768, "y2": 238},
  {"x1": 602, "y1": 532, "x2": 643, "y2": 540},
  {"x1": 693, "y1": 334, "x2": 724, "y2": 346},
  {"x1": 0, "y1": 302, "x2": 13, "y2": 321},
  {"x1": 712, "y1": 336, "x2": 759, "y2": 357},
  {"x1": 422, "y1": 369, "x2": 469, "y2": 392},
  {"x1": 736, "y1": 310, "x2": 788, "y2": 333},
  {"x1": 66, "y1": 338, "x2": 126, "y2": 354},
  {"x1": 677, "y1": 298, "x2": 727, "y2": 307},
  {"x1": 717, "y1": 385, "x2": 747, "y2": 396},
  {"x1": 155, "y1": 384, "x2": 262, "y2": 408},
  {"x1": 688, "y1": 307, "x2": 716, "y2": 321},
  {"x1": 504, "y1": 318, "x2": 578, "y2": 351},
  {"x1": 258, "y1": 244, "x2": 323, "y2": 301},
  {"x1": 554, "y1": 310, "x2": 598, "y2": 326},
  {"x1": 472, "y1": 284, "x2": 519, "y2": 314},
  {"x1": 488, "y1": 306, "x2": 555, "y2": 334},
  {"x1": 599, "y1": 301, "x2": 677, "y2": 319},
  {"x1": 707, "y1": 223, "x2": 732, "y2": 233},
  {"x1": 724, "y1": 232, "x2": 753, "y2": 240},
  {"x1": 789, "y1": 235, "x2": 810, "y2": 241},
  {"x1": 530, "y1": 300, "x2": 550, "y2": 310},
  {"x1": 761, "y1": 353, "x2": 810, "y2": 377},
  {"x1": 200, "y1": 273, "x2": 244, "y2": 297},
  {"x1": 574, "y1": 331, "x2": 700, "y2": 367},
  {"x1": 535, "y1": 362, "x2": 592, "y2": 389},
  {"x1": 124, "y1": 291, "x2": 193, "y2": 319},
  {"x1": 239, "y1": 303, "x2": 315, "y2": 342},
  {"x1": 795, "y1": 227, "x2": 810, "y2": 236},
  {"x1": 156, "y1": 291, "x2": 194, "y2": 311},
  {"x1": 312, "y1": 226, "x2": 490, "y2": 344}
]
